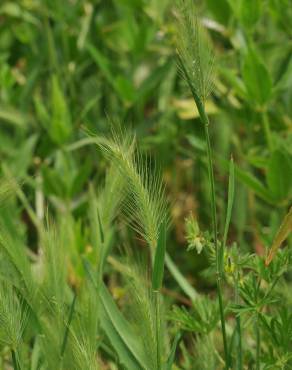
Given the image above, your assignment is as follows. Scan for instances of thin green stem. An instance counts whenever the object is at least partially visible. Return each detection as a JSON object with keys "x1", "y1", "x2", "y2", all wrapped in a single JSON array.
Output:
[
  {"x1": 216, "y1": 277, "x2": 229, "y2": 369},
  {"x1": 153, "y1": 291, "x2": 161, "y2": 370},
  {"x1": 255, "y1": 276, "x2": 261, "y2": 370},
  {"x1": 151, "y1": 221, "x2": 166, "y2": 370},
  {"x1": 256, "y1": 313, "x2": 260, "y2": 370},
  {"x1": 236, "y1": 317, "x2": 242, "y2": 370},
  {"x1": 203, "y1": 109, "x2": 229, "y2": 369},
  {"x1": 235, "y1": 273, "x2": 243, "y2": 370},
  {"x1": 178, "y1": 55, "x2": 229, "y2": 369}
]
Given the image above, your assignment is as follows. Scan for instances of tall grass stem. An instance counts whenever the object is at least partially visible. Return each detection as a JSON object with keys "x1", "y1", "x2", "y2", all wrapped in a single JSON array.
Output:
[
  {"x1": 235, "y1": 273, "x2": 243, "y2": 370},
  {"x1": 256, "y1": 313, "x2": 260, "y2": 370},
  {"x1": 154, "y1": 291, "x2": 161, "y2": 370},
  {"x1": 152, "y1": 221, "x2": 166, "y2": 370},
  {"x1": 178, "y1": 55, "x2": 229, "y2": 369}
]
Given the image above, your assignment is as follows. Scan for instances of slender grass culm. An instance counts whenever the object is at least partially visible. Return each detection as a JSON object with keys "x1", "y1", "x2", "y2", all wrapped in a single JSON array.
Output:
[{"x1": 175, "y1": 1, "x2": 230, "y2": 368}]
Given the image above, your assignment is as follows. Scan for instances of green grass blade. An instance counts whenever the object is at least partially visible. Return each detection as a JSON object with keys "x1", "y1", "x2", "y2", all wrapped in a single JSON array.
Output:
[
  {"x1": 83, "y1": 259, "x2": 147, "y2": 369},
  {"x1": 265, "y1": 205, "x2": 292, "y2": 266},
  {"x1": 223, "y1": 157, "x2": 235, "y2": 248},
  {"x1": 166, "y1": 331, "x2": 182, "y2": 370},
  {"x1": 99, "y1": 307, "x2": 142, "y2": 370},
  {"x1": 97, "y1": 208, "x2": 105, "y2": 244},
  {"x1": 99, "y1": 283, "x2": 147, "y2": 369},
  {"x1": 165, "y1": 253, "x2": 198, "y2": 302},
  {"x1": 219, "y1": 158, "x2": 275, "y2": 204},
  {"x1": 220, "y1": 157, "x2": 235, "y2": 275},
  {"x1": 60, "y1": 291, "x2": 77, "y2": 357},
  {"x1": 87, "y1": 43, "x2": 116, "y2": 90}
]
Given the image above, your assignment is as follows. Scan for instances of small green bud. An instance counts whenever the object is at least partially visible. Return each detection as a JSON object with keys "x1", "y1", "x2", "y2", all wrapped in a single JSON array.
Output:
[
  {"x1": 185, "y1": 213, "x2": 205, "y2": 254},
  {"x1": 224, "y1": 254, "x2": 235, "y2": 275}
]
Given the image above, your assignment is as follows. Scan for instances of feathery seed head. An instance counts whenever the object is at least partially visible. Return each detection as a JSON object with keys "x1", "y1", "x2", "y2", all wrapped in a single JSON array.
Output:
[
  {"x1": 96, "y1": 126, "x2": 167, "y2": 249},
  {"x1": 176, "y1": 0, "x2": 214, "y2": 102},
  {"x1": 0, "y1": 283, "x2": 27, "y2": 349}
]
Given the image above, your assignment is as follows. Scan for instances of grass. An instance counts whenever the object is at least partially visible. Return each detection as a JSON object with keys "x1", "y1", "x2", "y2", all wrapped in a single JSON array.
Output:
[{"x1": 0, "y1": 0, "x2": 292, "y2": 369}]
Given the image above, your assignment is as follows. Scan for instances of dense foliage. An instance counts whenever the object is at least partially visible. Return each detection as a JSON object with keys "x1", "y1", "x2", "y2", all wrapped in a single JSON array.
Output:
[{"x1": 0, "y1": 0, "x2": 291, "y2": 369}]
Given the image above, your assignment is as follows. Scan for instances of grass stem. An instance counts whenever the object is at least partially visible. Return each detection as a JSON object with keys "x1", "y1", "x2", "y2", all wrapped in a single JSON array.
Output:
[
  {"x1": 153, "y1": 291, "x2": 161, "y2": 370},
  {"x1": 256, "y1": 313, "x2": 260, "y2": 370},
  {"x1": 152, "y1": 221, "x2": 166, "y2": 370},
  {"x1": 178, "y1": 55, "x2": 229, "y2": 369},
  {"x1": 235, "y1": 273, "x2": 243, "y2": 370}
]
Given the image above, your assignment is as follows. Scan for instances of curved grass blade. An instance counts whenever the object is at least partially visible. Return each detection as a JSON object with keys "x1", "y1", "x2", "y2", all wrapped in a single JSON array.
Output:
[
  {"x1": 220, "y1": 157, "x2": 235, "y2": 274},
  {"x1": 83, "y1": 259, "x2": 146, "y2": 369},
  {"x1": 223, "y1": 157, "x2": 235, "y2": 247},
  {"x1": 165, "y1": 253, "x2": 198, "y2": 302},
  {"x1": 166, "y1": 331, "x2": 182, "y2": 370},
  {"x1": 60, "y1": 291, "x2": 77, "y2": 357},
  {"x1": 218, "y1": 156, "x2": 275, "y2": 205},
  {"x1": 99, "y1": 305, "x2": 142, "y2": 370},
  {"x1": 265, "y1": 206, "x2": 292, "y2": 266},
  {"x1": 99, "y1": 283, "x2": 147, "y2": 369}
]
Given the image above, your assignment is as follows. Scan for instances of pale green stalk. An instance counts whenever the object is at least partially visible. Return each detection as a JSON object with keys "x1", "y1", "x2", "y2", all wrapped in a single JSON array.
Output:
[
  {"x1": 154, "y1": 292, "x2": 161, "y2": 370},
  {"x1": 254, "y1": 277, "x2": 262, "y2": 370},
  {"x1": 152, "y1": 220, "x2": 166, "y2": 370},
  {"x1": 235, "y1": 273, "x2": 242, "y2": 370},
  {"x1": 256, "y1": 313, "x2": 260, "y2": 370}
]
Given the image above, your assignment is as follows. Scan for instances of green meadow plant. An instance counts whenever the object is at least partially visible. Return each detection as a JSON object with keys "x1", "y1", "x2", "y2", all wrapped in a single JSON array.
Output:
[
  {"x1": 0, "y1": 282, "x2": 27, "y2": 370},
  {"x1": 0, "y1": 0, "x2": 291, "y2": 369},
  {"x1": 93, "y1": 127, "x2": 171, "y2": 369},
  {"x1": 174, "y1": 1, "x2": 292, "y2": 369},
  {"x1": 176, "y1": 0, "x2": 229, "y2": 366}
]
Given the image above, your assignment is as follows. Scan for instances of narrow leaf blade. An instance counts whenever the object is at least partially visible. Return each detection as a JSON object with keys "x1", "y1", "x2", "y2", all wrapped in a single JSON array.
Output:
[
  {"x1": 166, "y1": 331, "x2": 182, "y2": 370},
  {"x1": 223, "y1": 156, "x2": 235, "y2": 247},
  {"x1": 265, "y1": 206, "x2": 292, "y2": 266},
  {"x1": 165, "y1": 253, "x2": 198, "y2": 302},
  {"x1": 83, "y1": 260, "x2": 147, "y2": 369}
]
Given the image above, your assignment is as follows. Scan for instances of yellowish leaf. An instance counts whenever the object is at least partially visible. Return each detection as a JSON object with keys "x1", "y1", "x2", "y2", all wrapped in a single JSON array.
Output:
[
  {"x1": 172, "y1": 98, "x2": 217, "y2": 120},
  {"x1": 265, "y1": 206, "x2": 292, "y2": 266}
]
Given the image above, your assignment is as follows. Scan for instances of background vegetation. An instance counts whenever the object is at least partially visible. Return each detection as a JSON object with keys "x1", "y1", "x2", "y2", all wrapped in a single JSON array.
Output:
[{"x1": 0, "y1": 0, "x2": 291, "y2": 369}]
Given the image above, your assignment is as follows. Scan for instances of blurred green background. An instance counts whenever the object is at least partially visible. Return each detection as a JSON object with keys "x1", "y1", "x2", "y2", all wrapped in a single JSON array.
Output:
[{"x1": 0, "y1": 0, "x2": 291, "y2": 292}]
